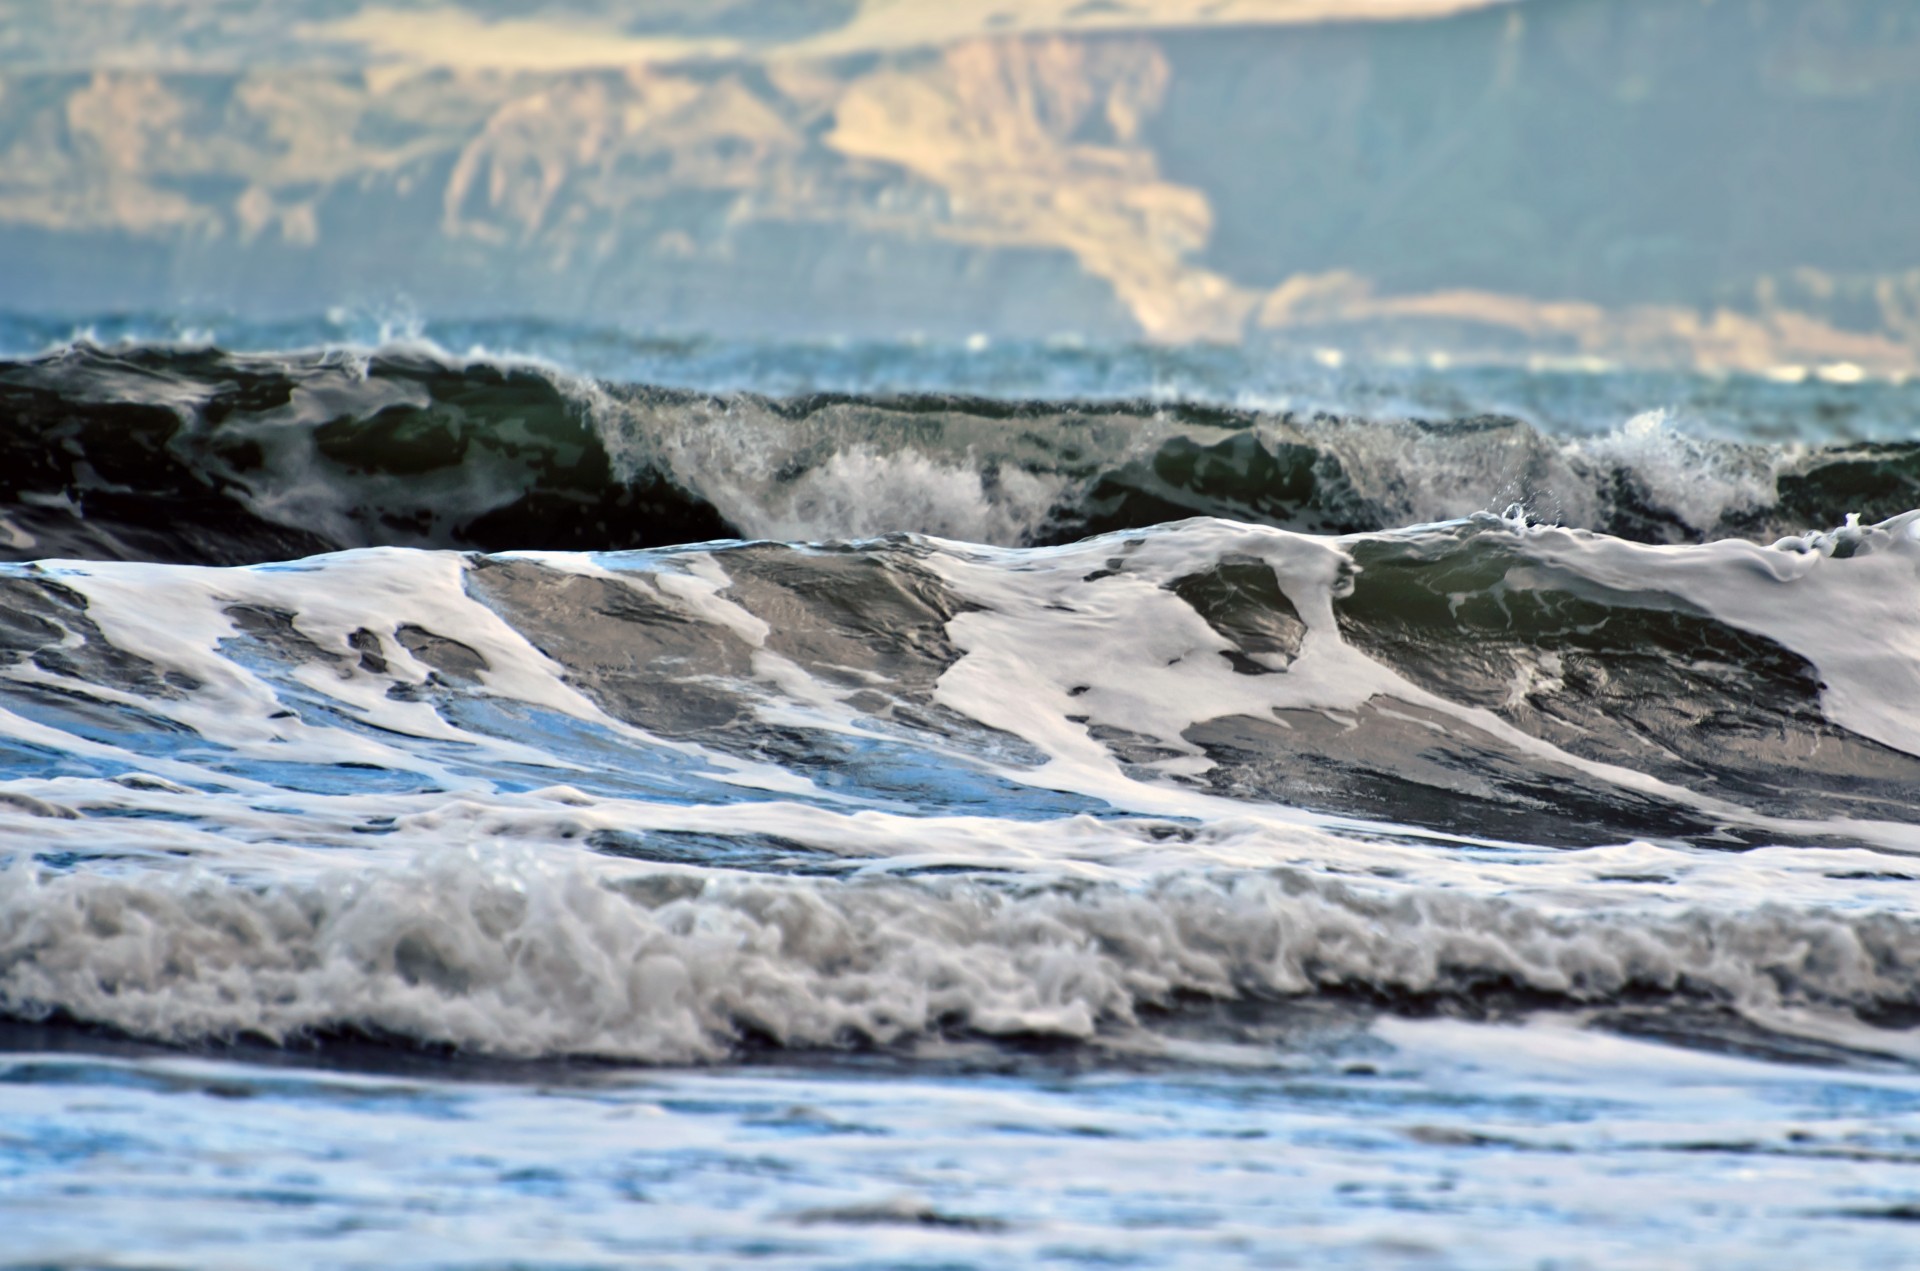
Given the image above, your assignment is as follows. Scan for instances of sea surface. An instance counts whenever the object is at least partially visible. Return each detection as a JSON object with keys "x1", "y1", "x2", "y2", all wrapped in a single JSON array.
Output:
[{"x1": 4, "y1": 317, "x2": 1920, "y2": 1268}]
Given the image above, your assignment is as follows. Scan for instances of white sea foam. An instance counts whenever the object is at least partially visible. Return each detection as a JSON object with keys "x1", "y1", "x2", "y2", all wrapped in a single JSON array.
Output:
[
  {"x1": 912, "y1": 518, "x2": 1920, "y2": 848},
  {"x1": 4, "y1": 519, "x2": 1920, "y2": 1069},
  {"x1": 721, "y1": 446, "x2": 1063, "y2": 545},
  {"x1": 586, "y1": 385, "x2": 1820, "y2": 547},
  {"x1": 1522, "y1": 509, "x2": 1920, "y2": 757},
  {"x1": 33, "y1": 549, "x2": 618, "y2": 764},
  {"x1": 10, "y1": 513, "x2": 1920, "y2": 851},
  {"x1": 4, "y1": 845, "x2": 1918, "y2": 1062},
  {"x1": 592, "y1": 386, "x2": 1078, "y2": 545},
  {"x1": 1580, "y1": 408, "x2": 1783, "y2": 531}
]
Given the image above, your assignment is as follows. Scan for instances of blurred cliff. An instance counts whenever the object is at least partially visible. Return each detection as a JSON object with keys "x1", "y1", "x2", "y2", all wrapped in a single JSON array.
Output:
[{"x1": 2, "y1": 0, "x2": 1917, "y2": 371}]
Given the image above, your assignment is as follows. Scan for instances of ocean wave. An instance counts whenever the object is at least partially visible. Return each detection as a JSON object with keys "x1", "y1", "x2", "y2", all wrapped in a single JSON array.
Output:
[
  {"x1": 3, "y1": 515, "x2": 1919, "y2": 858},
  {"x1": 5, "y1": 846, "x2": 1918, "y2": 1063},
  {"x1": 3, "y1": 405, "x2": 1920, "y2": 1067},
  {"x1": 6, "y1": 343, "x2": 1920, "y2": 565}
]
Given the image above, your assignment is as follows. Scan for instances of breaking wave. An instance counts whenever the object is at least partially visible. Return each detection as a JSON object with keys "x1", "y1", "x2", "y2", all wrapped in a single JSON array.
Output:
[
  {"x1": 2, "y1": 510, "x2": 1919, "y2": 1061},
  {"x1": 7, "y1": 848, "x2": 1918, "y2": 1063},
  {"x1": 5, "y1": 342, "x2": 1919, "y2": 565}
]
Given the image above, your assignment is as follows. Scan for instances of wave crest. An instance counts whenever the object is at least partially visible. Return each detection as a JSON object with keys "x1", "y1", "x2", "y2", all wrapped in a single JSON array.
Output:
[
  {"x1": 7, "y1": 343, "x2": 1920, "y2": 564},
  {"x1": 6, "y1": 849, "x2": 1917, "y2": 1063}
]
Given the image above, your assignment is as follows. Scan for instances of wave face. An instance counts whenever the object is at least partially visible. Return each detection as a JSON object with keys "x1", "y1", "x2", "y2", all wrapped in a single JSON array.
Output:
[
  {"x1": 8, "y1": 342, "x2": 1920, "y2": 565},
  {"x1": 3, "y1": 514, "x2": 1920, "y2": 1063}
]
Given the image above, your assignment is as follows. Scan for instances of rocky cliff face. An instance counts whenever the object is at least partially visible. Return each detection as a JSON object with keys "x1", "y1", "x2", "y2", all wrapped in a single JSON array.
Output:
[{"x1": 2, "y1": 0, "x2": 1917, "y2": 371}]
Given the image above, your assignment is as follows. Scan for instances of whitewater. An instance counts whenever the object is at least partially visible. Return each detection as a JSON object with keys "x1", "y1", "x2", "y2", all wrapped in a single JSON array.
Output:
[{"x1": 5, "y1": 326, "x2": 1920, "y2": 1268}]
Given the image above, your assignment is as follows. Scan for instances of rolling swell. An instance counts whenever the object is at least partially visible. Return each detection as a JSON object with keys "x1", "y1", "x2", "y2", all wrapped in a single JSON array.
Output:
[
  {"x1": 0, "y1": 344, "x2": 734, "y2": 564},
  {"x1": 2, "y1": 515, "x2": 1917, "y2": 852},
  {"x1": 2, "y1": 513, "x2": 1920, "y2": 1059},
  {"x1": 5, "y1": 342, "x2": 1920, "y2": 565}
]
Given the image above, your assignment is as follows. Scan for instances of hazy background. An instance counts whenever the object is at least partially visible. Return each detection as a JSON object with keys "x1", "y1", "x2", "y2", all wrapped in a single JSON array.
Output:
[{"x1": 2, "y1": 0, "x2": 1917, "y2": 373}]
